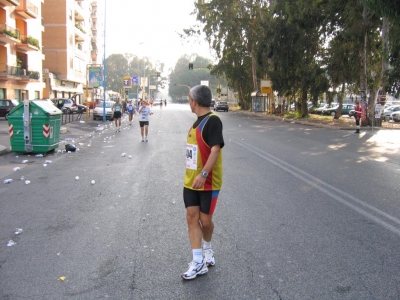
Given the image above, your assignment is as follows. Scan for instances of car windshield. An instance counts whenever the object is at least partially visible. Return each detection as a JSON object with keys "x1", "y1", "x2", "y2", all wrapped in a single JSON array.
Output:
[
  {"x1": 11, "y1": 100, "x2": 19, "y2": 106},
  {"x1": 219, "y1": 102, "x2": 227, "y2": 105}
]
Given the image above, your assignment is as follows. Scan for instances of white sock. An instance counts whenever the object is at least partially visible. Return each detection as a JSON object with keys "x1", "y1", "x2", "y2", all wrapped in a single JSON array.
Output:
[
  {"x1": 203, "y1": 241, "x2": 212, "y2": 250},
  {"x1": 193, "y1": 249, "x2": 203, "y2": 263}
]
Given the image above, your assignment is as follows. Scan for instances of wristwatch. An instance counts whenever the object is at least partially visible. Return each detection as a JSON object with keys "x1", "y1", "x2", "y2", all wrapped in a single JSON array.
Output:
[{"x1": 200, "y1": 171, "x2": 208, "y2": 178}]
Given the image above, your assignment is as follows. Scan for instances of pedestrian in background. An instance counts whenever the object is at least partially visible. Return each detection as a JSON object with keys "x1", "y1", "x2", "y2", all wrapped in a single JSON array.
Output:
[
  {"x1": 354, "y1": 101, "x2": 362, "y2": 134},
  {"x1": 181, "y1": 85, "x2": 224, "y2": 280},
  {"x1": 138, "y1": 100, "x2": 152, "y2": 142},
  {"x1": 112, "y1": 98, "x2": 123, "y2": 132},
  {"x1": 127, "y1": 99, "x2": 134, "y2": 125}
]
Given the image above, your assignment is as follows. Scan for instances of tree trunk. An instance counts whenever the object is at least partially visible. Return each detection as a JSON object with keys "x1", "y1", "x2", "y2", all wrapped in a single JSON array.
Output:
[
  {"x1": 301, "y1": 88, "x2": 308, "y2": 117},
  {"x1": 251, "y1": 48, "x2": 258, "y2": 91},
  {"x1": 334, "y1": 83, "x2": 345, "y2": 120},
  {"x1": 360, "y1": 6, "x2": 369, "y2": 126}
]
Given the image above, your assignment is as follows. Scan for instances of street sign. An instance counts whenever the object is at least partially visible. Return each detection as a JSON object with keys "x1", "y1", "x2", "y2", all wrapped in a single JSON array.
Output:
[
  {"x1": 88, "y1": 66, "x2": 103, "y2": 88},
  {"x1": 131, "y1": 76, "x2": 139, "y2": 85},
  {"x1": 123, "y1": 75, "x2": 132, "y2": 88},
  {"x1": 141, "y1": 77, "x2": 148, "y2": 87},
  {"x1": 262, "y1": 87, "x2": 271, "y2": 94}
]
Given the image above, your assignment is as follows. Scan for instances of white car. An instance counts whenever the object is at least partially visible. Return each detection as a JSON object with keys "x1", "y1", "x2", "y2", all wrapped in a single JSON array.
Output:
[
  {"x1": 93, "y1": 101, "x2": 114, "y2": 120},
  {"x1": 383, "y1": 105, "x2": 400, "y2": 121}
]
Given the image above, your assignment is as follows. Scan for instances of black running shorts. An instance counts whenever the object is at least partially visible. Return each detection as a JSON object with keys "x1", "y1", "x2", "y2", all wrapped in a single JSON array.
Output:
[
  {"x1": 113, "y1": 111, "x2": 122, "y2": 119},
  {"x1": 183, "y1": 187, "x2": 220, "y2": 215},
  {"x1": 139, "y1": 121, "x2": 149, "y2": 127}
]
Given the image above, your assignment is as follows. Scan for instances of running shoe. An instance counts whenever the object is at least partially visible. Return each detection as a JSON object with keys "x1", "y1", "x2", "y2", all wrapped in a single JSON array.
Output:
[
  {"x1": 181, "y1": 261, "x2": 208, "y2": 280},
  {"x1": 145, "y1": 137, "x2": 148, "y2": 142},
  {"x1": 203, "y1": 249, "x2": 215, "y2": 267},
  {"x1": 141, "y1": 138, "x2": 144, "y2": 142}
]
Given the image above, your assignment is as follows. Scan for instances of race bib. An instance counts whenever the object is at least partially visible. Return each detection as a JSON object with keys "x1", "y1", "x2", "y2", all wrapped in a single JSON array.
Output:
[{"x1": 186, "y1": 144, "x2": 197, "y2": 170}]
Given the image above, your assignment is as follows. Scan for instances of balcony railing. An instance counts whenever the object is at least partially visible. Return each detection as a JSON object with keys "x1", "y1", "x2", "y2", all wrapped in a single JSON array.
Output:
[
  {"x1": 0, "y1": 64, "x2": 40, "y2": 80},
  {"x1": 26, "y1": 0, "x2": 38, "y2": 14},
  {"x1": 20, "y1": 34, "x2": 40, "y2": 48},
  {"x1": 0, "y1": 23, "x2": 20, "y2": 39}
]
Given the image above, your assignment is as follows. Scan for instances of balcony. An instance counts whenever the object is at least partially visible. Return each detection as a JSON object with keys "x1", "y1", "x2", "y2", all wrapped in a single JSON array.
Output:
[
  {"x1": 0, "y1": 0, "x2": 20, "y2": 6},
  {"x1": 74, "y1": 1, "x2": 84, "y2": 21},
  {"x1": 74, "y1": 24, "x2": 86, "y2": 42},
  {"x1": 0, "y1": 24, "x2": 20, "y2": 44},
  {"x1": 16, "y1": 34, "x2": 40, "y2": 52},
  {"x1": 16, "y1": 0, "x2": 38, "y2": 19},
  {"x1": 0, "y1": 64, "x2": 40, "y2": 82}
]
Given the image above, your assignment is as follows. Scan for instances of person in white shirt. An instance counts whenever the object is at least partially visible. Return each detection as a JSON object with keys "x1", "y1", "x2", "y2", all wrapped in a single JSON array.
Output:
[{"x1": 138, "y1": 100, "x2": 152, "y2": 142}]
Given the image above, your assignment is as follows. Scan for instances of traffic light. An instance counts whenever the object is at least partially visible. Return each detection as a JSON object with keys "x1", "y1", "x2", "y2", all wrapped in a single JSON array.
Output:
[
  {"x1": 156, "y1": 72, "x2": 160, "y2": 77},
  {"x1": 189, "y1": 63, "x2": 193, "y2": 70},
  {"x1": 217, "y1": 88, "x2": 221, "y2": 93}
]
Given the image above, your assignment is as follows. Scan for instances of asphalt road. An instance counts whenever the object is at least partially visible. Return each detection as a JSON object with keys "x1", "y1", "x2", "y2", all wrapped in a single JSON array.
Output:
[{"x1": 0, "y1": 104, "x2": 400, "y2": 299}]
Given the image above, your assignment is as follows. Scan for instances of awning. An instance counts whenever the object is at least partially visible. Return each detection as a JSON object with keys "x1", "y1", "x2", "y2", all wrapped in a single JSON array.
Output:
[{"x1": 51, "y1": 85, "x2": 83, "y2": 93}]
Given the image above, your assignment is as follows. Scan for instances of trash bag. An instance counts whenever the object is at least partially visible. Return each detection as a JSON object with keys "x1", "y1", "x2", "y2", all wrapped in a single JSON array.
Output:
[{"x1": 65, "y1": 144, "x2": 77, "y2": 152}]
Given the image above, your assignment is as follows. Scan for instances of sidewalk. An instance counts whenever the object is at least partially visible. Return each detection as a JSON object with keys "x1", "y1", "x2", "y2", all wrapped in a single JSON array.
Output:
[{"x1": 0, "y1": 119, "x2": 110, "y2": 156}]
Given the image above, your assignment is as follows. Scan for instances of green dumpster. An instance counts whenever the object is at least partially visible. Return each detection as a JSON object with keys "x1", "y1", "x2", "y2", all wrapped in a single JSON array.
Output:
[{"x1": 8, "y1": 100, "x2": 62, "y2": 153}]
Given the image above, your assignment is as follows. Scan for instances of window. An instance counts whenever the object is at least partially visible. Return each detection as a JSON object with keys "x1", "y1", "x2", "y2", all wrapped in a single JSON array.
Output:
[
  {"x1": 0, "y1": 88, "x2": 5, "y2": 99},
  {"x1": 70, "y1": 58, "x2": 73, "y2": 69},
  {"x1": 35, "y1": 91, "x2": 40, "y2": 99},
  {"x1": 69, "y1": 9, "x2": 72, "y2": 20},
  {"x1": 14, "y1": 89, "x2": 20, "y2": 101}
]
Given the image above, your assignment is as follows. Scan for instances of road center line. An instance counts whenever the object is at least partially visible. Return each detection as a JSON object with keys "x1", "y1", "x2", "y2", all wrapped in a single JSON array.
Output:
[{"x1": 234, "y1": 140, "x2": 400, "y2": 237}]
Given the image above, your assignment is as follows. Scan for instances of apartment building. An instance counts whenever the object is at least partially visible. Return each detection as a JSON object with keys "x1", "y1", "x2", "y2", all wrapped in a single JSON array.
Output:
[
  {"x1": 42, "y1": 0, "x2": 102, "y2": 103},
  {"x1": 0, "y1": 0, "x2": 44, "y2": 101}
]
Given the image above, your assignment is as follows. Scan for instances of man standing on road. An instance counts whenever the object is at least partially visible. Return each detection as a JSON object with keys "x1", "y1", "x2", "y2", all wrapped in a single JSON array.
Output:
[
  {"x1": 354, "y1": 101, "x2": 362, "y2": 134},
  {"x1": 112, "y1": 98, "x2": 123, "y2": 132},
  {"x1": 181, "y1": 85, "x2": 224, "y2": 280},
  {"x1": 138, "y1": 100, "x2": 152, "y2": 142}
]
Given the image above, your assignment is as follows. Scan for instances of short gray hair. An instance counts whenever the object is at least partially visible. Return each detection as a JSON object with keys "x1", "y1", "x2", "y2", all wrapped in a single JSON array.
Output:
[{"x1": 189, "y1": 85, "x2": 212, "y2": 107}]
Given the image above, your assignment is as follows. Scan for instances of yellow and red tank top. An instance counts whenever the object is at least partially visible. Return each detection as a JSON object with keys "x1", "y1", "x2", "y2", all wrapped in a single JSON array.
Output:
[{"x1": 184, "y1": 114, "x2": 223, "y2": 191}]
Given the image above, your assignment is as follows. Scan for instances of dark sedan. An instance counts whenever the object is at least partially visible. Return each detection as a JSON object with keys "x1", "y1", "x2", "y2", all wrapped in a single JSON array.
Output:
[
  {"x1": 322, "y1": 104, "x2": 355, "y2": 116},
  {"x1": 0, "y1": 99, "x2": 19, "y2": 120},
  {"x1": 214, "y1": 101, "x2": 229, "y2": 112}
]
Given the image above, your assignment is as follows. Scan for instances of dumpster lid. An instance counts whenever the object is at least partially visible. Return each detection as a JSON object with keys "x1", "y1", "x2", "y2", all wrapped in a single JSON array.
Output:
[
  {"x1": 251, "y1": 91, "x2": 263, "y2": 97},
  {"x1": 32, "y1": 100, "x2": 62, "y2": 115}
]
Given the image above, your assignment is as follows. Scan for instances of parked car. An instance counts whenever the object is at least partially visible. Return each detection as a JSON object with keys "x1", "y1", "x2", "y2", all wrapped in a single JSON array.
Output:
[
  {"x1": 83, "y1": 100, "x2": 98, "y2": 109},
  {"x1": 52, "y1": 98, "x2": 86, "y2": 114},
  {"x1": 153, "y1": 99, "x2": 161, "y2": 106},
  {"x1": 93, "y1": 101, "x2": 114, "y2": 120},
  {"x1": 214, "y1": 101, "x2": 229, "y2": 112},
  {"x1": 0, "y1": 99, "x2": 19, "y2": 120},
  {"x1": 322, "y1": 104, "x2": 355, "y2": 116},
  {"x1": 390, "y1": 111, "x2": 400, "y2": 122},
  {"x1": 210, "y1": 99, "x2": 216, "y2": 108},
  {"x1": 383, "y1": 105, "x2": 400, "y2": 121},
  {"x1": 310, "y1": 103, "x2": 329, "y2": 114}
]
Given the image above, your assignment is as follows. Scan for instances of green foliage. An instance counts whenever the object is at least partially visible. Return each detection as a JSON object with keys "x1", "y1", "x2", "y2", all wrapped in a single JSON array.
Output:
[
  {"x1": 24, "y1": 36, "x2": 39, "y2": 48},
  {"x1": 169, "y1": 54, "x2": 221, "y2": 100},
  {"x1": 2, "y1": 29, "x2": 19, "y2": 39},
  {"x1": 106, "y1": 54, "x2": 159, "y2": 94},
  {"x1": 75, "y1": 23, "x2": 86, "y2": 34}
]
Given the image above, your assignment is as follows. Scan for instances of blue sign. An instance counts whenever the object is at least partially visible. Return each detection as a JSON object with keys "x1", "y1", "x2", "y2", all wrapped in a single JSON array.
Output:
[
  {"x1": 88, "y1": 66, "x2": 103, "y2": 88},
  {"x1": 131, "y1": 76, "x2": 139, "y2": 84}
]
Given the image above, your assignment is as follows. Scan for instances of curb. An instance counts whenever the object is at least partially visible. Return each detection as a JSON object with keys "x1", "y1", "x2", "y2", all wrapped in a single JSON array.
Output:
[
  {"x1": 0, "y1": 145, "x2": 7, "y2": 155},
  {"x1": 238, "y1": 111, "x2": 400, "y2": 131}
]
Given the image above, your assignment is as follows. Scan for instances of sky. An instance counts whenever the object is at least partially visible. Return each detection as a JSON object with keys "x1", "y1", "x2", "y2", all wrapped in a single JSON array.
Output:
[{"x1": 103, "y1": 0, "x2": 214, "y2": 74}]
